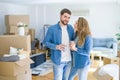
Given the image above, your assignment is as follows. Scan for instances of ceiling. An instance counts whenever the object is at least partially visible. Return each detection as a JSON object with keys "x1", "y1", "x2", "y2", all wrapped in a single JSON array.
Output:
[{"x1": 0, "y1": 0, "x2": 119, "y2": 5}]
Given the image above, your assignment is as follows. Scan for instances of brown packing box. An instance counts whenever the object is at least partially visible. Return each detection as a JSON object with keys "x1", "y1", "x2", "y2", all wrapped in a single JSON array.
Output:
[
  {"x1": 93, "y1": 67, "x2": 113, "y2": 80},
  {"x1": 0, "y1": 35, "x2": 32, "y2": 80},
  {"x1": 5, "y1": 15, "x2": 29, "y2": 26},
  {"x1": 0, "y1": 69, "x2": 32, "y2": 80},
  {"x1": 103, "y1": 57, "x2": 120, "y2": 65},
  {"x1": 6, "y1": 26, "x2": 18, "y2": 34},
  {"x1": 24, "y1": 27, "x2": 29, "y2": 35},
  {"x1": 6, "y1": 26, "x2": 29, "y2": 35},
  {"x1": 0, "y1": 58, "x2": 33, "y2": 76},
  {"x1": 4, "y1": 33, "x2": 16, "y2": 35},
  {"x1": 91, "y1": 60, "x2": 101, "y2": 67},
  {"x1": 117, "y1": 51, "x2": 120, "y2": 58},
  {"x1": 0, "y1": 35, "x2": 31, "y2": 54},
  {"x1": 28, "y1": 28, "x2": 35, "y2": 42}
]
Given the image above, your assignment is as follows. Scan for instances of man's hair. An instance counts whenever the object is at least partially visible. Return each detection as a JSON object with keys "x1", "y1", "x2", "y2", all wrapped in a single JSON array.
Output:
[{"x1": 60, "y1": 8, "x2": 71, "y2": 15}]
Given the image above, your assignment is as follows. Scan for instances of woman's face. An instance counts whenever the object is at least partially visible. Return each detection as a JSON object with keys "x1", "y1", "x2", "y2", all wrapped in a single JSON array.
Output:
[{"x1": 74, "y1": 21, "x2": 78, "y2": 31}]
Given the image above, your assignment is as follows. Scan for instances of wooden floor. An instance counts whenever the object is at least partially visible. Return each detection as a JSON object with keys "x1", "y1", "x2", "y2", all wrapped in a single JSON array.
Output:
[
  {"x1": 32, "y1": 65, "x2": 98, "y2": 80},
  {"x1": 32, "y1": 72, "x2": 96, "y2": 80}
]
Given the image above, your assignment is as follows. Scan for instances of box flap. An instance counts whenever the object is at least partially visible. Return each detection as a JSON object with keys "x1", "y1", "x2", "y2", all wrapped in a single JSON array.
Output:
[
  {"x1": 93, "y1": 67, "x2": 113, "y2": 80},
  {"x1": 18, "y1": 50, "x2": 31, "y2": 57},
  {"x1": 15, "y1": 58, "x2": 34, "y2": 67}
]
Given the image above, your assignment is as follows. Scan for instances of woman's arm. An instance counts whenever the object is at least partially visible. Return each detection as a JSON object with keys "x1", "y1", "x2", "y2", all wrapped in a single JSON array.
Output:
[{"x1": 75, "y1": 36, "x2": 93, "y2": 56}]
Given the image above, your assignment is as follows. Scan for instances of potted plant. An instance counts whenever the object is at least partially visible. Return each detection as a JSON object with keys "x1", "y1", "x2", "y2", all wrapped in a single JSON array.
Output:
[
  {"x1": 17, "y1": 22, "x2": 28, "y2": 36},
  {"x1": 115, "y1": 33, "x2": 120, "y2": 41},
  {"x1": 115, "y1": 33, "x2": 120, "y2": 50}
]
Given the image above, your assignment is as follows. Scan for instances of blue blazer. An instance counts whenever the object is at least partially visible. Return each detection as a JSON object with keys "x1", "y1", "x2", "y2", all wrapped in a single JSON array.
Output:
[
  {"x1": 72, "y1": 35, "x2": 93, "y2": 68},
  {"x1": 43, "y1": 22, "x2": 74, "y2": 65}
]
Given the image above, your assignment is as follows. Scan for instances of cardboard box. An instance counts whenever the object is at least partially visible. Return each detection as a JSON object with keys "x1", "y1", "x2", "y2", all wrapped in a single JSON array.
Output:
[
  {"x1": 91, "y1": 60, "x2": 101, "y2": 67},
  {"x1": 6, "y1": 26, "x2": 29, "y2": 35},
  {"x1": 24, "y1": 27, "x2": 29, "y2": 35},
  {"x1": 0, "y1": 35, "x2": 32, "y2": 80},
  {"x1": 103, "y1": 57, "x2": 120, "y2": 65},
  {"x1": 28, "y1": 28, "x2": 35, "y2": 42},
  {"x1": 0, "y1": 35, "x2": 31, "y2": 54},
  {"x1": 0, "y1": 69, "x2": 31, "y2": 80},
  {"x1": 5, "y1": 15, "x2": 29, "y2": 26},
  {"x1": 6, "y1": 26, "x2": 18, "y2": 34},
  {"x1": 0, "y1": 58, "x2": 33, "y2": 76},
  {"x1": 4, "y1": 33, "x2": 16, "y2": 35},
  {"x1": 93, "y1": 67, "x2": 113, "y2": 80},
  {"x1": 7, "y1": 26, "x2": 18, "y2": 34},
  {"x1": 117, "y1": 51, "x2": 120, "y2": 58}
]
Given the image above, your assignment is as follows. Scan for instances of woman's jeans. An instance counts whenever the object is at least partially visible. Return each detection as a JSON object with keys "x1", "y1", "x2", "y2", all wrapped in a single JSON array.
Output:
[
  {"x1": 68, "y1": 65, "x2": 90, "y2": 80},
  {"x1": 53, "y1": 61, "x2": 71, "y2": 80}
]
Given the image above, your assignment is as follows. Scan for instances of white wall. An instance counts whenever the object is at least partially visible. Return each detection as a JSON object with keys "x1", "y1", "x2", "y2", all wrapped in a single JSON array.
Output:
[
  {"x1": 89, "y1": 3, "x2": 120, "y2": 38},
  {"x1": 0, "y1": 2, "x2": 120, "y2": 39},
  {"x1": 37, "y1": 3, "x2": 120, "y2": 38},
  {"x1": 0, "y1": 3, "x2": 30, "y2": 35}
]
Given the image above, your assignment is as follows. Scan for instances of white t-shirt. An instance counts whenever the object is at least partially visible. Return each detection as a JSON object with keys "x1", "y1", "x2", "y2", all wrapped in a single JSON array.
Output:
[{"x1": 61, "y1": 26, "x2": 71, "y2": 62}]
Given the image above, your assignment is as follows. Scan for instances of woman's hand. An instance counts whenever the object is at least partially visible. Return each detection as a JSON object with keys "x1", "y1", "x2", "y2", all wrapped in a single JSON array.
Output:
[{"x1": 69, "y1": 41, "x2": 77, "y2": 51}]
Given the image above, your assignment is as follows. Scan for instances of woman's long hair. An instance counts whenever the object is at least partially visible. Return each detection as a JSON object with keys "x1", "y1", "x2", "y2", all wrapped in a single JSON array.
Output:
[{"x1": 76, "y1": 17, "x2": 91, "y2": 46}]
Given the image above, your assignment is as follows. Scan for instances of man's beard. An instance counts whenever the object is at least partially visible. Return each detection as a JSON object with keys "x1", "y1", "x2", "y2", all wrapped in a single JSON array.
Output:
[{"x1": 61, "y1": 20, "x2": 68, "y2": 25}]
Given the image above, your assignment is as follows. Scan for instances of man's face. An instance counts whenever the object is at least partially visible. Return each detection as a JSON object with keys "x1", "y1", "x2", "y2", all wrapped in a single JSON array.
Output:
[{"x1": 60, "y1": 13, "x2": 71, "y2": 25}]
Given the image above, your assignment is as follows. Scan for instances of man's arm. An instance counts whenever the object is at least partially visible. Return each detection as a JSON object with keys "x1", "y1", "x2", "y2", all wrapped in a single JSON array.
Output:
[{"x1": 43, "y1": 28, "x2": 56, "y2": 50}]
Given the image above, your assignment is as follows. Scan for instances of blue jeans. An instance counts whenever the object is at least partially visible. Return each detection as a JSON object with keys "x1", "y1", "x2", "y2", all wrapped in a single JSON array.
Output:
[
  {"x1": 68, "y1": 65, "x2": 90, "y2": 80},
  {"x1": 53, "y1": 61, "x2": 71, "y2": 80}
]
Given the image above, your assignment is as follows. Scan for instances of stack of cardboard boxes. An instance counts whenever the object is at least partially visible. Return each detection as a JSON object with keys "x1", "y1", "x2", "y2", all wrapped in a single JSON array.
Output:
[
  {"x1": 5, "y1": 15, "x2": 35, "y2": 42},
  {"x1": 28, "y1": 28, "x2": 35, "y2": 42},
  {"x1": 4, "y1": 15, "x2": 37, "y2": 53},
  {"x1": 5, "y1": 15, "x2": 29, "y2": 35},
  {"x1": 0, "y1": 58, "x2": 32, "y2": 80},
  {"x1": 0, "y1": 35, "x2": 33, "y2": 80}
]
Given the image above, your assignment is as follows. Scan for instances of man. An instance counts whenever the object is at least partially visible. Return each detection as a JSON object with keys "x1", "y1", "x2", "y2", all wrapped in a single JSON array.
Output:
[{"x1": 43, "y1": 8, "x2": 74, "y2": 80}]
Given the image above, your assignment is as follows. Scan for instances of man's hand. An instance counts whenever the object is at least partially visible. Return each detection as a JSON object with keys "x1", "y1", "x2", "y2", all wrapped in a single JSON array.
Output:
[
  {"x1": 56, "y1": 44, "x2": 66, "y2": 51},
  {"x1": 69, "y1": 41, "x2": 77, "y2": 51}
]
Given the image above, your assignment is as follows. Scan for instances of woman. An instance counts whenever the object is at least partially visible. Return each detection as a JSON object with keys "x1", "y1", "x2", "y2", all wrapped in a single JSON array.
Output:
[{"x1": 68, "y1": 17, "x2": 93, "y2": 80}]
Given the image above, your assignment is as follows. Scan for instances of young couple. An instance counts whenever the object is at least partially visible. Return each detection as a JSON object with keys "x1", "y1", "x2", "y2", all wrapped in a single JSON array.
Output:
[{"x1": 43, "y1": 8, "x2": 93, "y2": 80}]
